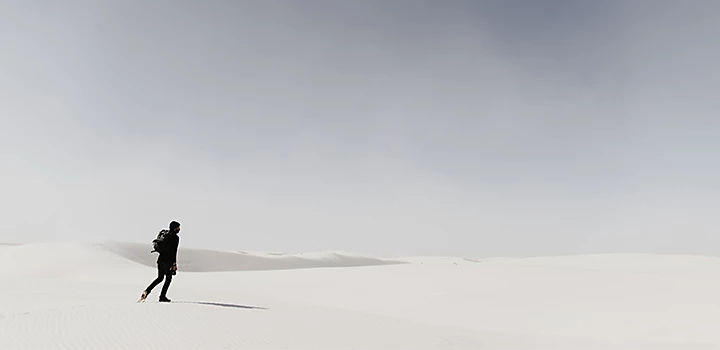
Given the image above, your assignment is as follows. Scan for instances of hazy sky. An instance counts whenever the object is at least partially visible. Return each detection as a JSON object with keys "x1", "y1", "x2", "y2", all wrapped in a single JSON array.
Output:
[{"x1": 1, "y1": 0, "x2": 719, "y2": 258}]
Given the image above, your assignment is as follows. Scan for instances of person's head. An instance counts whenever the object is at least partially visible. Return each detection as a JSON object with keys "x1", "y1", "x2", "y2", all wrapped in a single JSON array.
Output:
[{"x1": 169, "y1": 221, "x2": 181, "y2": 233}]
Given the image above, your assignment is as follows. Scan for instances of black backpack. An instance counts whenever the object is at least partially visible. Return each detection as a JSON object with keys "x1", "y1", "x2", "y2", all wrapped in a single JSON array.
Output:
[{"x1": 151, "y1": 229, "x2": 171, "y2": 253}]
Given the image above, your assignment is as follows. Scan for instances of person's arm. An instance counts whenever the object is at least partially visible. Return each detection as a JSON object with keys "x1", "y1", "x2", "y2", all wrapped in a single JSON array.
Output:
[{"x1": 171, "y1": 236, "x2": 180, "y2": 269}]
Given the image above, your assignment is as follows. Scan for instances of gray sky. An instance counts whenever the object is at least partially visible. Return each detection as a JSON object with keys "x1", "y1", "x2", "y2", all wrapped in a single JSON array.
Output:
[{"x1": 1, "y1": 0, "x2": 719, "y2": 258}]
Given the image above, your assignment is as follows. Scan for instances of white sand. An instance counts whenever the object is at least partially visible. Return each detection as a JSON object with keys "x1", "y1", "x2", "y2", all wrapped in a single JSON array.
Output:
[{"x1": 1, "y1": 242, "x2": 719, "y2": 349}]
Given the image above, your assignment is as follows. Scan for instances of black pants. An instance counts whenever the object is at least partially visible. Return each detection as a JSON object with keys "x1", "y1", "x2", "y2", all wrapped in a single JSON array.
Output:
[{"x1": 145, "y1": 261, "x2": 174, "y2": 298}]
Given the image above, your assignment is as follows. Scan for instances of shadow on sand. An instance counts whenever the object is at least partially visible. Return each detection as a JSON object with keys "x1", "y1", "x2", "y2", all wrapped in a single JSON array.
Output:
[{"x1": 174, "y1": 301, "x2": 269, "y2": 310}]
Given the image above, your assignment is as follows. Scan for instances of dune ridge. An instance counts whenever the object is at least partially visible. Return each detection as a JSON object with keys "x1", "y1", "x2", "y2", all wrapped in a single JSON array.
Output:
[
  {"x1": 0, "y1": 241, "x2": 405, "y2": 273},
  {"x1": 97, "y1": 241, "x2": 405, "y2": 272}
]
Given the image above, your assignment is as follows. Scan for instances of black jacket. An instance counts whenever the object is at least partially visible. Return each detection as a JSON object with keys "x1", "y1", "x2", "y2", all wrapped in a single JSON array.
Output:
[{"x1": 157, "y1": 232, "x2": 180, "y2": 264}]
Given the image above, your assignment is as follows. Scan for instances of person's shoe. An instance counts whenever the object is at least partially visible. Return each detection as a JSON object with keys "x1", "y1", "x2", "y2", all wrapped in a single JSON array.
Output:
[
  {"x1": 159, "y1": 296, "x2": 171, "y2": 302},
  {"x1": 137, "y1": 290, "x2": 148, "y2": 303}
]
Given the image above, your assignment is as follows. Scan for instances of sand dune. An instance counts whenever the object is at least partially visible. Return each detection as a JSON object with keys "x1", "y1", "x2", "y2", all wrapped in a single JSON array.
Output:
[
  {"x1": 1, "y1": 241, "x2": 719, "y2": 349},
  {"x1": 97, "y1": 241, "x2": 404, "y2": 272}
]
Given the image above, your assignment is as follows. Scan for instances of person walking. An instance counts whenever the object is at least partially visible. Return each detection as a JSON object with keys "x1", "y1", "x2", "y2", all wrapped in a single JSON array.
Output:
[{"x1": 138, "y1": 221, "x2": 181, "y2": 302}]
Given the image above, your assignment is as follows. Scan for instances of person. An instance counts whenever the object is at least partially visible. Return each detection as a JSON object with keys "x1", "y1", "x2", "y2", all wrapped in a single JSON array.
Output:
[{"x1": 139, "y1": 221, "x2": 181, "y2": 302}]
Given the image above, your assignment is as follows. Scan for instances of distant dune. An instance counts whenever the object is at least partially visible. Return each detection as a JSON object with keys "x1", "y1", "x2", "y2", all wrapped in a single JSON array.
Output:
[{"x1": 96, "y1": 241, "x2": 405, "y2": 272}]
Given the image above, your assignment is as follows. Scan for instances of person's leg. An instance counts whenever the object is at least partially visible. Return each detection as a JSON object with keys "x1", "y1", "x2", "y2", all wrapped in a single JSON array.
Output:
[
  {"x1": 159, "y1": 270, "x2": 173, "y2": 301},
  {"x1": 145, "y1": 263, "x2": 165, "y2": 293}
]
